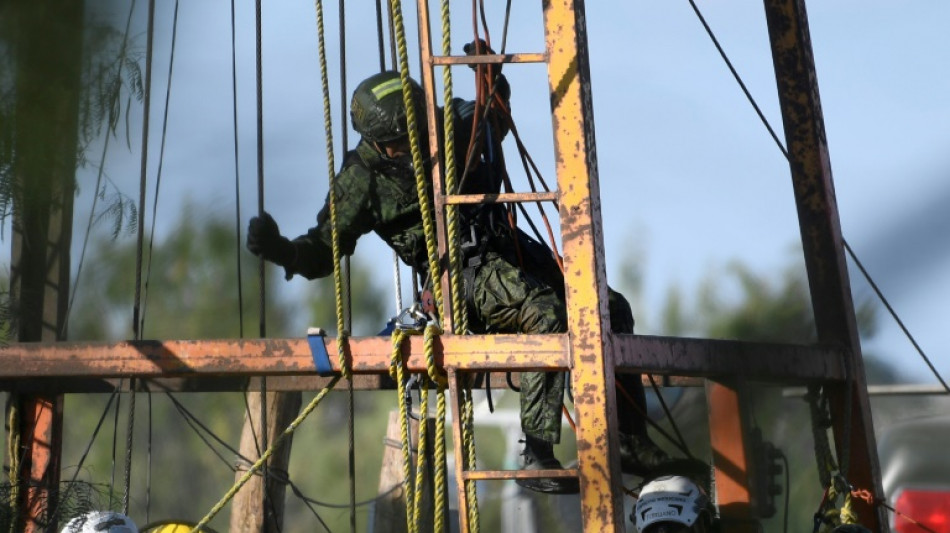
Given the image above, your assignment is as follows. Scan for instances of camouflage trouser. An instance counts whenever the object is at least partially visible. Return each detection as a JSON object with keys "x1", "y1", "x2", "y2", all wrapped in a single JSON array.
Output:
[{"x1": 466, "y1": 247, "x2": 645, "y2": 444}]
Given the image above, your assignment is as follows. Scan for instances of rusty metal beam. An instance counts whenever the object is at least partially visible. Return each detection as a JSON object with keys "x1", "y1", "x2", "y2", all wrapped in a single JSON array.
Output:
[
  {"x1": 764, "y1": 0, "x2": 886, "y2": 529},
  {"x1": 430, "y1": 52, "x2": 547, "y2": 66},
  {"x1": 443, "y1": 191, "x2": 559, "y2": 205},
  {"x1": 544, "y1": 0, "x2": 624, "y2": 531},
  {"x1": 0, "y1": 334, "x2": 848, "y2": 386},
  {"x1": 0, "y1": 335, "x2": 570, "y2": 379},
  {"x1": 614, "y1": 334, "x2": 847, "y2": 382},
  {"x1": 0, "y1": 373, "x2": 524, "y2": 394}
]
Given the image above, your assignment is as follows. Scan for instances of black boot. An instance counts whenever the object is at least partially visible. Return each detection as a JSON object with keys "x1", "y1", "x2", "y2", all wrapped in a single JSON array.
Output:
[
  {"x1": 515, "y1": 436, "x2": 580, "y2": 494},
  {"x1": 618, "y1": 433, "x2": 672, "y2": 476},
  {"x1": 619, "y1": 434, "x2": 710, "y2": 483}
]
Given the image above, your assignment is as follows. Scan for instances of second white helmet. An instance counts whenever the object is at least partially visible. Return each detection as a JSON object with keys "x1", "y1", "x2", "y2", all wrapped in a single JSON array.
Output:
[
  {"x1": 633, "y1": 475, "x2": 709, "y2": 532},
  {"x1": 61, "y1": 510, "x2": 138, "y2": 533}
]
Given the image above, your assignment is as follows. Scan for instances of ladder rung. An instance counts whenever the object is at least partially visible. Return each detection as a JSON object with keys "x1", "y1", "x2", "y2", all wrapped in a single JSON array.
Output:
[
  {"x1": 444, "y1": 191, "x2": 557, "y2": 205},
  {"x1": 461, "y1": 468, "x2": 578, "y2": 481},
  {"x1": 431, "y1": 53, "x2": 547, "y2": 66}
]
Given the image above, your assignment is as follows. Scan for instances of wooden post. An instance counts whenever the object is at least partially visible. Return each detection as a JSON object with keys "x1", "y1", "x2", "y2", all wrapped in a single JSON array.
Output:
[
  {"x1": 374, "y1": 410, "x2": 437, "y2": 533},
  {"x1": 228, "y1": 391, "x2": 302, "y2": 533}
]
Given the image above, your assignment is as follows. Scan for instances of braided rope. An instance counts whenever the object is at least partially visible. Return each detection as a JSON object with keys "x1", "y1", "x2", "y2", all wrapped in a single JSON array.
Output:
[
  {"x1": 390, "y1": 329, "x2": 416, "y2": 531},
  {"x1": 462, "y1": 377, "x2": 480, "y2": 532},
  {"x1": 190, "y1": 377, "x2": 341, "y2": 532},
  {"x1": 412, "y1": 375, "x2": 430, "y2": 529},
  {"x1": 433, "y1": 381, "x2": 448, "y2": 533},
  {"x1": 388, "y1": 0, "x2": 443, "y2": 319},
  {"x1": 437, "y1": 1, "x2": 482, "y2": 528},
  {"x1": 313, "y1": 0, "x2": 351, "y2": 378},
  {"x1": 839, "y1": 491, "x2": 858, "y2": 525},
  {"x1": 423, "y1": 324, "x2": 448, "y2": 532},
  {"x1": 439, "y1": 0, "x2": 468, "y2": 335}
]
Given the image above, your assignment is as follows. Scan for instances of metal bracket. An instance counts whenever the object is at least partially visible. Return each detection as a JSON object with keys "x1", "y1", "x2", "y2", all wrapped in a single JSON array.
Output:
[{"x1": 306, "y1": 327, "x2": 334, "y2": 377}]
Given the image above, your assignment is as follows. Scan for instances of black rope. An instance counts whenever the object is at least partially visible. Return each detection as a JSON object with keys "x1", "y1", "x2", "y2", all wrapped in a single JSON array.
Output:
[
  {"x1": 375, "y1": 0, "x2": 386, "y2": 71},
  {"x1": 145, "y1": 390, "x2": 154, "y2": 524},
  {"x1": 647, "y1": 375, "x2": 690, "y2": 454},
  {"x1": 122, "y1": 380, "x2": 135, "y2": 515},
  {"x1": 230, "y1": 0, "x2": 245, "y2": 339},
  {"x1": 686, "y1": 0, "x2": 788, "y2": 159},
  {"x1": 252, "y1": 0, "x2": 274, "y2": 527},
  {"x1": 337, "y1": 0, "x2": 357, "y2": 528},
  {"x1": 688, "y1": 0, "x2": 949, "y2": 411},
  {"x1": 844, "y1": 240, "x2": 950, "y2": 391},
  {"x1": 133, "y1": 0, "x2": 156, "y2": 341},
  {"x1": 386, "y1": 0, "x2": 397, "y2": 69},
  {"x1": 127, "y1": 0, "x2": 180, "y2": 515},
  {"x1": 254, "y1": 1, "x2": 267, "y2": 341},
  {"x1": 499, "y1": 0, "x2": 512, "y2": 54},
  {"x1": 139, "y1": 0, "x2": 181, "y2": 337},
  {"x1": 47, "y1": 390, "x2": 120, "y2": 524},
  {"x1": 164, "y1": 391, "x2": 393, "y2": 519},
  {"x1": 616, "y1": 378, "x2": 692, "y2": 459},
  {"x1": 109, "y1": 382, "x2": 123, "y2": 509},
  {"x1": 65, "y1": 0, "x2": 137, "y2": 337}
]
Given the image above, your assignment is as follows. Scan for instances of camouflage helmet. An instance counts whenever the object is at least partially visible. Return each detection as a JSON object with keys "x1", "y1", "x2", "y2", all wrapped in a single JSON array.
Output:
[{"x1": 350, "y1": 71, "x2": 425, "y2": 143}]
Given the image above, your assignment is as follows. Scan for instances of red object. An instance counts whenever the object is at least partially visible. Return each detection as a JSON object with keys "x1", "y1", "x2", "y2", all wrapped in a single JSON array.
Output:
[{"x1": 894, "y1": 489, "x2": 950, "y2": 532}]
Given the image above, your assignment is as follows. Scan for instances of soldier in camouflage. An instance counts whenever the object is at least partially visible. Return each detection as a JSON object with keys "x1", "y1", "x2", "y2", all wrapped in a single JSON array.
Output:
[{"x1": 247, "y1": 65, "x2": 670, "y2": 494}]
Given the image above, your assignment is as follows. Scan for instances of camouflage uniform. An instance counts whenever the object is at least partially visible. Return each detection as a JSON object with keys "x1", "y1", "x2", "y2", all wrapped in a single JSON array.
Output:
[{"x1": 281, "y1": 97, "x2": 647, "y2": 445}]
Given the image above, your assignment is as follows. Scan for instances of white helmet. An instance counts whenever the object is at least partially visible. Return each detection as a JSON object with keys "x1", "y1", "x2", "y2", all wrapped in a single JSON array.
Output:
[
  {"x1": 61, "y1": 511, "x2": 138, "y2": 533},
  {"x1": 634, "y1": 475, "x2": 709, "y2": 532}
]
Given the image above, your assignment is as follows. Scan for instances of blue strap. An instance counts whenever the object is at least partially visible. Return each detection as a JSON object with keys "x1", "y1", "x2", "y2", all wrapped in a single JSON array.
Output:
[{"x1": 307, "y1": 330, "x2": 334, "y2": 377}]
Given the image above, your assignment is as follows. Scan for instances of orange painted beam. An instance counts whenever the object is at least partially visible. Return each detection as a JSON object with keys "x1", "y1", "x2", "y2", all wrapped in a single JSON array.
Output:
[
  {"x1": 0, "y1": 334, "x2": 850, "y2": 383},
  {"x1": 707, "y1": 382, "x2": 760, "y2": 532},
  {"x1": 0, "y1": 335, "x2": 570, "y2": 379}
]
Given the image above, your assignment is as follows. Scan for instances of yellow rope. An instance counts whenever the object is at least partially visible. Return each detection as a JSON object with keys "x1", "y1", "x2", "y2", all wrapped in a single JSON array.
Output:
[
  {"x1": 412, "y1": 374, "x2": 430, "y2": 529},
  {"x1": 433, "y1": 381, "x2": 448, "y2": 533},
  {"x1": 462, "y1": 377, "x2": 480, "y2": 532},
  {"x1": 390, "y1": 329, "x2": 417, "y2": 532},
  {"x1": 839, "y1": 491, "x2": 858, "y2": 525},
  {"x1": 434, "y1": 0, "x2": 481, "y2": 528},
  {"x1": 424, "y1": 324, "x2": 448, "y2": 532},
  {"x1": 190, "y1": 377, "x2": 341, "y2": 533},
  {"x1": 313, "y1": 0, "x2": 350, "y2": 379},
  {"x1": 388, "y1": 0, "x2": 443, "y2": 320},
  {"x1": 6, "y1": 396, "x2": 20, "y2": 533},
  {"x1": 439, "y1": 0, "x2": 468, "y2": 336}
]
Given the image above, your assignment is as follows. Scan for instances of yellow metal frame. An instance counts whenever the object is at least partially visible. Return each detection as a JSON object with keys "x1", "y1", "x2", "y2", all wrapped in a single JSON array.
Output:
[{"x1": 0, "y1": 1, "x2": 887, "y2": 531}]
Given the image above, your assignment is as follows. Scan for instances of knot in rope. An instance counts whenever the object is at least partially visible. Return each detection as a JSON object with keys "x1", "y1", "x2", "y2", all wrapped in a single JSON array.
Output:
[
  {"x1": 423, "y1": 322, "x2": 447, "y2": 387},
  {"x1": 337, "y1": 332, "x2": 351, "y2": 379},
  {"x1": 839, "y1": 491, "x2": 859, "y2": 525},
  {"x1": 390, "y1": 329, "x2": 409, "y2": 379}
]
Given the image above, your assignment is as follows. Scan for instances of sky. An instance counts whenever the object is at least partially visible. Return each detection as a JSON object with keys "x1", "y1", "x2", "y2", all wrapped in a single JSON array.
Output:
[{"x1": 30, "y1": 1, "x2": 949, "y2": 385}]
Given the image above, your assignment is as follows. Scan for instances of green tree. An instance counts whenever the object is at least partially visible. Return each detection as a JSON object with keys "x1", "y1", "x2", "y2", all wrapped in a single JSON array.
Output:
[
  {"x1": 643, "y1": 256, "x2": 899, "y2": 530},
  {"x1": 1, "y1": 3, "x2": 143, "y2": 529},
  {"x1": 64, "y1": 204, "x2": 405, "y2": 531},
  {"x1": 61, "y1": 206, "x2": 294, "y2": 531}
]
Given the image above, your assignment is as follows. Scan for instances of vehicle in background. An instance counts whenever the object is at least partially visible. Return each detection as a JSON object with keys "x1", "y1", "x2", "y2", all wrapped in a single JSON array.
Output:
[{"x1": 878, "y1": 413, "x2": 950, "y2": 532}]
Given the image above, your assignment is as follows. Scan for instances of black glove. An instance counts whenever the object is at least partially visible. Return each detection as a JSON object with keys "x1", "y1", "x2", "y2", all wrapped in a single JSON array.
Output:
[
  {"x1": 463, "y1": 39, "x2": 500, "y2": 73},
  {"x1": 246, "y1": 212, "x2": 296, "y2": 267}
]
